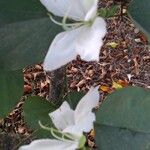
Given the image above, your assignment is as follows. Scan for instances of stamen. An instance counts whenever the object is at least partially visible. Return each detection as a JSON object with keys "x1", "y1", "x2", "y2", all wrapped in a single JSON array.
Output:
[
  {"x1": 38, "y1": 121, "x2": 76, "y2": 142},
  {"x1": 62, "y1": 6, "x2": 71, "y2": 30},
  {"x1": 48, "y1": 13, "x2": 64, "y2": 26},
  {"x1": 47, "y1": 13, "x2": 84, "y2": 31},
  {"x1": 39, "y1": 121, "x2": 51, "y2": 132}
]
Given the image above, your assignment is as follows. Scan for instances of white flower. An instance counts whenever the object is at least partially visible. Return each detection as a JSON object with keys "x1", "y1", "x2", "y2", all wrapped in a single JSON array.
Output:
[
  {"x1": 49, "y1": 86, "x2": 99, "y2": 136},
  {"x1": 19, "y1": 138, "x2": 80, "y2": 150},
  {"x1": 40, "y1": 0, "x2": 107, "y2": 71},
  {"x1": 19, "y1": 87, "x2": 99, "y2": 150}
]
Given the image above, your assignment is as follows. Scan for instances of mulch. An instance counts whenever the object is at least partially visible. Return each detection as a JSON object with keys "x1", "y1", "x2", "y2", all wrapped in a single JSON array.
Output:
[{"x1": 0, "y1": 0, "x2": 149, "y2": 148}]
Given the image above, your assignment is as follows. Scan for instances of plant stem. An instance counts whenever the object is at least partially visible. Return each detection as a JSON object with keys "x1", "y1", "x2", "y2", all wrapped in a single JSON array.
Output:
[{"x1": 47, "y1": 67, "x2": 66, "y2": 105}]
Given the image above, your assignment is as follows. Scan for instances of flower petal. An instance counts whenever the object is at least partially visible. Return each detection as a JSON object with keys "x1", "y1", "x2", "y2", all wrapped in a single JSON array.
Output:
[
  {"x1": 63, "y1": 125, "x2": 83, "y2": 136},
  {"x1": 40, "y1": 0, "x2": 97, "y2": 21},
  {"x1": 75, "y1": 87, "x2": 99, "y2": 125},
  {"x1": 43, "y1": 29, "x2": 80, "y2": 71},
  {"x1": 76, "y1": 17, "x2": 107, "y2": 61},
  {"x1": 49, "y1": 101, "x2": 75, "y2": 130},
  {"x1": 84, "y1": 0, "x2": 98, "y2": 21},
  {"x1": 75, "y1": 112, "x2": 96, "y2": 132},
  {"x1": 19, "y1": 139, "x2": 78, "y2": 150},
  {"x1": 63, "y1": 112, "x2": 95, "y2": 135}
]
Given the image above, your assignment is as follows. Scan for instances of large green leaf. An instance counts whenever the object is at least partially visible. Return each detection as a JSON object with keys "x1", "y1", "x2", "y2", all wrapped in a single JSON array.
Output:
[
  {"x1": 0, "y1": 0, "x2": 45, "y2": 26},
  {"x1": 128, "y1": 0, "x2": 150, "y2": 42},
  {"x1": 23, "y1": 96, "x2": 56, "y2": 138},
  {"x1": 95, "y1": 87, "x2": 150, "y2": 150},
  {"x1": 96, "y1": 87, "x2": 150, "y2": 133},
  {"x1": 64, "y1": 91, "x2": 85, "y2": 109},
  {"x1": 0, "y1": 70, "x2": 23, "y2": 118},
  {"x1": 0, "y1": 0, "x2": 63, "y2": 71},
  {"x1": 95, "y1": 124, "x2": 150, "y2": 150}
]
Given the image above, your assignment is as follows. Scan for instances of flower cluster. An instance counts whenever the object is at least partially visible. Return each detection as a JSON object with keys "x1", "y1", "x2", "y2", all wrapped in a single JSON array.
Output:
[
  {"x1": 41, "y1": 0, "x2": 107, "y2": 71},
  {"x1": 19, "y1": 87, "x2": 99, "y2": 150}
]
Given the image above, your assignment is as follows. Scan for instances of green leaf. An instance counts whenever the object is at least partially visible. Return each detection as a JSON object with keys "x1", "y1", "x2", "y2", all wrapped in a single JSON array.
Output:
[
  {"x1": 64, "y1": 91, "x2": 85, "y2": 109},
  {"x1": 95, "y1": 124, "x2": 150, "y2": 150},
  {"x1": 95, "y1": 87, "x2": 150, "y2": 149},
  {"x1": 0, "y1": 70, "x2": 23, "y2": 118},
  {"x1": 98, "y1": 5, "x2": 118, "y2": 18},
  {"x1": 96, "y1": 87, "x2": 150, "y2": 133},
  {"x1": 0, "y1": 0, "x2": 46, "y2": 26},
  {"x1": 128, "y1": 0, "x2": 150, "y2": 42},
  {"x1": 23, "y1": 96, "x2": 56, "y2": 138},
  {"x1": 0, "y1": 0, "x2": 63, "y2": 71}
]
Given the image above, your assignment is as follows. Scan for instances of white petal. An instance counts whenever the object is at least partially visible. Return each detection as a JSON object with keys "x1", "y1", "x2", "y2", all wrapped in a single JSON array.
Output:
[
  {"x1": 43, "y1": 29, "x2": 80, "y2": 71},
  {"x1": 75, "y1": 112, "x2": 96, "y2": 132},
  {"x1": 49, "y1": 101, "x2": 75, "y2": 130},
  {"x1": 40, "y1": 0, "x2": 97, "y2": 21},
  {"x1": 40, "y1": 0, "x2": 70, "y2": 18},
  {"x1": 84, "y1": 0, "x2": 98, "y2": 21},
  {"x1": 76, "y1": 17, "x2": 107, "y2": 61},
  {"x1": 75, "y1": 87, "x2": 99, "y2": 125},
  {"x1": 63, "y1": 125, "x2": 83, "y2": 136},
  {"x1": 19, "y1": 139, "x2": 78, "y2": 150},
  {"x1": 63, "y1": 112, "x2": 95, "y2": 135}
]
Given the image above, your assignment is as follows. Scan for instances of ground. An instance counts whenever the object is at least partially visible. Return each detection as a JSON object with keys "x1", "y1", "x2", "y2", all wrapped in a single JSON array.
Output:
[{"x1": 0, "y1": 0, "x2": 149, "y2": 149}]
